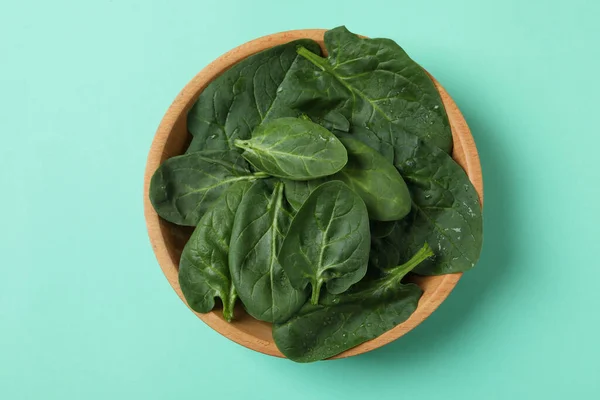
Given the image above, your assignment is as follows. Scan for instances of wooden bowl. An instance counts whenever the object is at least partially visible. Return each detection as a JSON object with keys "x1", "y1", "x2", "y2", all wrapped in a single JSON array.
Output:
[{"x1": 143, "y1": 29, "x2": 483, "y2": 359}]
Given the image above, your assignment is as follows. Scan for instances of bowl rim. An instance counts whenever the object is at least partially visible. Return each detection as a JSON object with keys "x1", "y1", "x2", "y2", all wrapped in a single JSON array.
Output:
[{"x1": 143, "y1": 28, "x2": 483, "y2": 360}]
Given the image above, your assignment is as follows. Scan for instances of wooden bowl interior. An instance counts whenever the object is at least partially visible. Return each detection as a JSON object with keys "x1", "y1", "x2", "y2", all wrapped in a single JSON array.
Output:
[{"x1": 144, "y1": 29, "x2": 483, "y2": 359}]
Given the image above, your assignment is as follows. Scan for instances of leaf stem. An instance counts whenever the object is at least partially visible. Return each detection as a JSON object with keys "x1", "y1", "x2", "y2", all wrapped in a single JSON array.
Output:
[
  {"x1": 310, "y1": 279, "x2": 323, "y2": 305},
  {"x1": 222, "y1": 289, "x2": 237, "y2": 322},
  {"x1": 296, "y1": 46, "x2": 328, "y2": 71},
  {"x1": 388, "y1": 243, "x2": 434, "y2": 280},
  {"x1": 234, "y1": 139, "x2": 248, "y2": 149}
]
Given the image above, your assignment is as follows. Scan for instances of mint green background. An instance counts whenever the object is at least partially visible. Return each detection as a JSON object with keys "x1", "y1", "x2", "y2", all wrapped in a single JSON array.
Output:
[{"x1": 1, "y1": 0, "x2": 599, "y2": 398}]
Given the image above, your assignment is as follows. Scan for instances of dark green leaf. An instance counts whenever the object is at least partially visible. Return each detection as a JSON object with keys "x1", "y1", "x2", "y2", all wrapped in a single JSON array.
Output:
[
  {"x1": 149, "y1": 150, "x2": 266, "y2": 226},
  {"x1": 178, "y1": 181, "x2": 253, "y2": 322},
  {"x1": 370, "y1": 220, "x2": 397, "y2": 239},
  {"x1": 394, "y1": 135, "x2": 483, "y2": 274},
  {"x1": 234, "y1": 117, "x2": 348, "y2": 180},
  {"x1": 186, "y1": 39, "x2": 322, "y2": 153},
  {"x1": 369, "y1": 221, "x2": 403, "y2": 272},
  {"x1": 279, "y1": 26, "x2": 452, "y2": 154},
  {"x1": 340, "y1": 126, "x2": 395, "y2": 163},
  {"x1": 273, "y1": 243, "x2": 433, "y2": 362},
  {"x1": 282, "y1": 136, "x2": 410, "y2": 221},
  {"x1": 229, "y1": 180, "x2": 307, "y2": 323},
  {"x1": 333, "y1": 136, "x2": 411, "y2": 221},
  {"x1": 283, "y1": 178, "x2": 327, "y2": 211},
  {"x1": 279, "y1": 181, "x2": 370, "y2": 304}
]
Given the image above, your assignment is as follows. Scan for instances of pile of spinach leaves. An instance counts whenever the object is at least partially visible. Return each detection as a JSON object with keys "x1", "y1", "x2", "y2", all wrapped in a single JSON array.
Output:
[{"x1": 149, "y1": 26, "x2": 483, "y2": 362}]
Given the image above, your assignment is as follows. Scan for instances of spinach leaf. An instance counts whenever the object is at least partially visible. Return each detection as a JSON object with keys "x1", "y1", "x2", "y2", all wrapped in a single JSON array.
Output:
[
  {"x1": 149, "y1": 150, "x2": 266, "y2": 226},
  {"x1": 333, "y1": 136, "x2": 411, "y2": 221},
  {"x1": 370, "y1": 220, "x2": 397, "y2": 239},
  {"x1": 229, "y1": 180, "x2": 308, "y2": 323},
  {"x1": 342, "y1": 126, "x2": 395, "y2": 163},
  {"x1": 394, "y1": 135, "x2": 483, "y2": 274},
  {"x1": 186, "y1": 39, "x2": 322, "y2": 153},
  {"x1": 369, "y1": 221, "x2": 403, "y2": 272},
  {"x1": 283, "y1": 178, "x2": 326, "y2": 211},
  {"x1": 178, "y1": 181, "x2": 252, "y2": 322},
  {"x1": 282, "y1": 136, "x2": 410, "y2": 221},
  {"x1": 273, "y1": 243, "x2": 433, "y2": 362},
  {"x1": 234, "y1": 117, "x2": 348, "y2": 180},
  {"x1": 279, "y1": 181, "x2": 370, "y2": 304},
  {"x1": 278, "y1": 26, "x2": 452, "y2": 154}
]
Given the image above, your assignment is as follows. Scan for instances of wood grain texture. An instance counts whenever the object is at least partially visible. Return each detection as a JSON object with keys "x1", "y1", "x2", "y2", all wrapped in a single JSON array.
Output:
[{"x1": 143, "y1": 29, "x2": 483, "y2": 360}]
